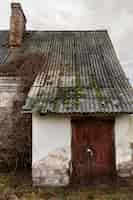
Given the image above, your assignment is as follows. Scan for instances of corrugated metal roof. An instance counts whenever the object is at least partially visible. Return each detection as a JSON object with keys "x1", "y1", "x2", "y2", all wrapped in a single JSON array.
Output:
[
  {"x1": 23, "y1": 31, "x2": 133, "y2": 114},
  {"x1": 0, "y1": 31, "x2": 10, "y2": 65},
  {"x1": 0, "y1": 30, "x2": 132, "y2": 114}
]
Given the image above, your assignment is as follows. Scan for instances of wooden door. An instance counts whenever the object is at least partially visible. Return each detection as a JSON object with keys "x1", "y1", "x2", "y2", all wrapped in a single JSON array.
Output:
[{"x1": 71, "y1": 119, "x2": 116, "y2": 185}]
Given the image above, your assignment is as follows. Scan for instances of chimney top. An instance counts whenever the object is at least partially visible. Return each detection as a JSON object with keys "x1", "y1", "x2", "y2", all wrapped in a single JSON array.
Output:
[
  {"x1": 11, "y1": 2, "x2": 21, "y2": 8},
  {"x1": 11, "y1": 2, "x2": 27, "y2": 23},
  {"x1": 9, "y1": 2, "x2": 27, "y2": 47}
]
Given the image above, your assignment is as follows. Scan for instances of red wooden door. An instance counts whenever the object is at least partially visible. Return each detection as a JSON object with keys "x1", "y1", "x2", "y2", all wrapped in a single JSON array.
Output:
[{"x1": 71, "y1": 119, "x2": 116, "y2": 185}]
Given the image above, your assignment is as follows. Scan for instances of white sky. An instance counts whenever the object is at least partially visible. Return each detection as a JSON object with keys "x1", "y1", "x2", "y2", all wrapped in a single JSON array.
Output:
[{"x1": 1, "y1": 0, "x2": 133, "y2": 84}]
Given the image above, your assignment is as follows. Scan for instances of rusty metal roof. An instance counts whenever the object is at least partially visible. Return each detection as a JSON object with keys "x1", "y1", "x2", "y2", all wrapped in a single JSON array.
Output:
[{"x1": 0, "y1": 30, "x2": 132, "y2": 114}]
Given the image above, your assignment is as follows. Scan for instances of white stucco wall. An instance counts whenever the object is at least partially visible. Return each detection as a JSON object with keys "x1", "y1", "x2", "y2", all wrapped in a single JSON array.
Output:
[
  {"x1": 0, "y1": 77, "x2": 20, "y2": 108},
  {"x1": 115, "y1": 115, "x2": 133, "y2": 168},
  {"x1": 32, "y1": 114, "x2": 71, "y2": 164},
  {"x1": 32, "y1": 113, "x2": 71, "y2": 185}
]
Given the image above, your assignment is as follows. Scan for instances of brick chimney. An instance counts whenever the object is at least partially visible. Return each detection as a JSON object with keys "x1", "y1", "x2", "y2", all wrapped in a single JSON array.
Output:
[{"x1": 9, "y1": 3, "x2": 26, "y2": 47}]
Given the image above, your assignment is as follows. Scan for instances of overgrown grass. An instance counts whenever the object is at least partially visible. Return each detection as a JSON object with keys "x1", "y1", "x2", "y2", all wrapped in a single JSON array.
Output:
[{"x1": 0, "y1": 173, "x2": 133, "y2": 200}]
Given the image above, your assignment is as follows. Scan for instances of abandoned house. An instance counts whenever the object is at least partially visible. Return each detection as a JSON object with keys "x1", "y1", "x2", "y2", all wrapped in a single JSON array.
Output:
[{"x1": 0, "y1": 2, "x2": 133, "y2": 186}]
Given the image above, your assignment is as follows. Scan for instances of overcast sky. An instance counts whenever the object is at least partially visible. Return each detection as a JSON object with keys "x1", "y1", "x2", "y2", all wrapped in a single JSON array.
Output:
[{"x1": 1, "y1": 0, "x2": 133, "y2": 85}]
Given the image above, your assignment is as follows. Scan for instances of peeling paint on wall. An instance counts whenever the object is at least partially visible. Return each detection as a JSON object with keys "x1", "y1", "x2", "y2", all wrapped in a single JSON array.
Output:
[
  {"x1": 33, "y1": 146, "x2": 70, "y2": 186},
  {"x1": 0, "y1": 77, "x2": 19, "y2": 108},
  {"x1": 115, "y1": 115, "x2": 133, "y2": 178},
  {"x1": 0, "y1": 92, "x2": 15, "y2": 107},
  {"x1": 32, "y1": 114, "x2": 71, "y2": 186}
]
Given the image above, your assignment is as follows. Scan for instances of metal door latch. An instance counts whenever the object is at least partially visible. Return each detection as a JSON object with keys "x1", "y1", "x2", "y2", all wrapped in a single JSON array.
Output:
[{"x1": 86, "y1": 147, "x2": 93, "y2": 157}]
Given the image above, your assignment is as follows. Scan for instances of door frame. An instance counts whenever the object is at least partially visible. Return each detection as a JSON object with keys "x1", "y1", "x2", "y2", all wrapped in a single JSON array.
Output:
[{"x1": 70, "y1": 117, "x2": 117, "y2": 184}]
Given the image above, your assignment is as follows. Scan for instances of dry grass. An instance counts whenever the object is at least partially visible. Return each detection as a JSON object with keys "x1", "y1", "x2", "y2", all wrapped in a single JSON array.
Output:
[{"x1": 0, "y1": 173, "x2": 133, "y2": 200}]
